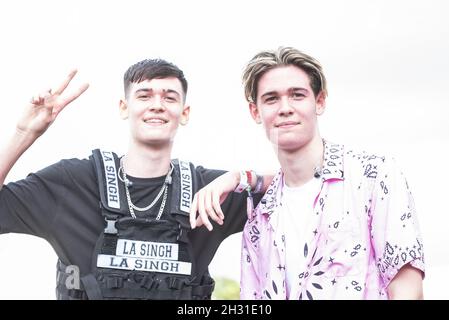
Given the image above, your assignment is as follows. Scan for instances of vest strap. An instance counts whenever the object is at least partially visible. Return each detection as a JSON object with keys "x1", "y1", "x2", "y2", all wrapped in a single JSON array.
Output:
[{"x1": 81, "y1": 274, "x2": 103, "y2": 300}]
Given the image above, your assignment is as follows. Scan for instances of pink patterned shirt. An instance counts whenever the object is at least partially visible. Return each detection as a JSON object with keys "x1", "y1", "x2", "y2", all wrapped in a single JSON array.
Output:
[{"x1": 241, "y1": 141, "x2": 425, "y2": 300}]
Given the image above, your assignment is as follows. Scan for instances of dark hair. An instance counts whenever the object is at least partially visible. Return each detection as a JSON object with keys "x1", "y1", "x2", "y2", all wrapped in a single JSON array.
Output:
[{"x1": 123, "y1": 59, "x2": 188, "y2": 99}]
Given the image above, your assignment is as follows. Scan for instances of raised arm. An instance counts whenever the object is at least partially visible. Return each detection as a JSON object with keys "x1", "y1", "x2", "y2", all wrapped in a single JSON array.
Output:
[{"x1": 0, "y1": 70, "x2": 89, "y2": 188}]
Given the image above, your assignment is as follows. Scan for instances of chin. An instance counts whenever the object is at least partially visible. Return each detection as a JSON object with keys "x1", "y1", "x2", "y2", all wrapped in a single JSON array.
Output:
[
  {"x1": 145, "y1": 140, "x2": 172, "y2": 148},
  {"x1": 138, "y1": 135, "x2": 171, "y2": 147},
  {"x1": 272, "y1": 138, "x2": 309, "y2": 152}
]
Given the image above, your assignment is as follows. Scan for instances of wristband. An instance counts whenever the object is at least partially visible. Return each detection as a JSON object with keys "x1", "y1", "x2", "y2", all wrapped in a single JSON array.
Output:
[
  {"x1": 253, "y1": 173, "x2": 264, "y2": 194},
  {"x1": 234, "y1": 170, "x2": 252, "y2": 193}
]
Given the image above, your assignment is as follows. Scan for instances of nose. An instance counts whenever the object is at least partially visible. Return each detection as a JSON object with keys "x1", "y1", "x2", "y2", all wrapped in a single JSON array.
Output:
[
  {"x1": 148, "y1": 95, "x2": 166, "y2": 112},
  {"x1": 278, "y1": 96, "x2": 294, "y2": 116}
]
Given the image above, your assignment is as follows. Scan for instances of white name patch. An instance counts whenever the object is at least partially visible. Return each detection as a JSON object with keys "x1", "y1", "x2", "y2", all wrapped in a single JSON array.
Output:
[
  {"x1": 116, "y1": 239, "x2": 178, "y2": 260},
  {"x1": 179, "y1": 160, "x2": 192, "y2": 213},
  {"x1": 97, "y1": 255, "x2": 192, "y2": 275},
  {"x1": 100, "y1": 151, "x2": 120, "y2": 209}
]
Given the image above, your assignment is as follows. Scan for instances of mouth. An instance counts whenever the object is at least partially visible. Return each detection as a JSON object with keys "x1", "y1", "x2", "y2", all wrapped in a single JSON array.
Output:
[
  {"x1": 143, "y1": 117, "x2": 168, "y2": 126},
  {"x1": 275, "y1": 121, "x2": 300, "y2": 128}
]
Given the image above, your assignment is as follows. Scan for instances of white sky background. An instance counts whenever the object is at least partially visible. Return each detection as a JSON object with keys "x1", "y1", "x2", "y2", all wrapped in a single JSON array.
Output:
[{"x1": 0, "y1": 0, "x2": 448, "y2": 299}]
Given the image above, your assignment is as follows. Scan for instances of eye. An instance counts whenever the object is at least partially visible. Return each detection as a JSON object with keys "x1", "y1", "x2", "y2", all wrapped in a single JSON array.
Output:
[
  {"x1": 264, "y1": 96, "x2": 278, "y2": 104},
  {"x1": 291, "y1": 92, "x2": 305, "y2": 100},
  {"x1": 138, "y1": 94, "x2": 150, "y2": 100},
  {"x1": 164, "y1": 96, "x2": 178, "y2": 103}
]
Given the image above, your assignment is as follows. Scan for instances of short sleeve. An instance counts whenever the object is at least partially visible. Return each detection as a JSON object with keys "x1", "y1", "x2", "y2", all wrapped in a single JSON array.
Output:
[
  {"x1": 369, "y1": 157, "x2": 425, "y2": 287},
  {"x1": 0, "y1": 161, "x2": 66, "y2": 238}
]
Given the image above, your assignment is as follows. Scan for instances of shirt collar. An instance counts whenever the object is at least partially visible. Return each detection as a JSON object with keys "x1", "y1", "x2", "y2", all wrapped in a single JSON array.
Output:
[
  {"x1": 257, "y1": 170, "x2": 284, "y2": 217},
  {"x1": 258, "y1": 139, "x2": 345, "y2": 217},
  {"x1": 321, "y1": 140, "x2": 345, "y2": 181}
]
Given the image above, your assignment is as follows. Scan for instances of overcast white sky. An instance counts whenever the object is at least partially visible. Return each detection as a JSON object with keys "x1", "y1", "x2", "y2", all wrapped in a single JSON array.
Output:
[{"x1": 0, "y1": 0, "x2": 448, "y2": 299}]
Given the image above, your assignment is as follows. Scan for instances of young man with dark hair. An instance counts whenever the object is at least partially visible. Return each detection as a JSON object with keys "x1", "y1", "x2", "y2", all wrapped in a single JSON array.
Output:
[{"x1": 0, "y1": 59, "x2": 263, "y2": 300}]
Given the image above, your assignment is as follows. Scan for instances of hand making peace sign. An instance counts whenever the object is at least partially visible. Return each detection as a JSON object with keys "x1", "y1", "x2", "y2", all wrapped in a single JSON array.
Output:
[{"x1": 16, "y1": 69, "x2": 89, "y2": 137}]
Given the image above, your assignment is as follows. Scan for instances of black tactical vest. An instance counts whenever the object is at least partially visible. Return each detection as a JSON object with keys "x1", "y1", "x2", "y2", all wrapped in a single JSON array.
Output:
[{"x1": 55, "y1": 150, "x2": 214, "y2": 300}]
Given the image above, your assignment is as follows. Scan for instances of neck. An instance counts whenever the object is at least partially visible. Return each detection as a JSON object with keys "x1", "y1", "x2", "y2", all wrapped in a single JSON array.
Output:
[
  {"x1": 277, "y1": 135, "x2": 324, "y2": 188},
  {"x1": 123, "y1": 140, "x2": 173, "y2": 178}
]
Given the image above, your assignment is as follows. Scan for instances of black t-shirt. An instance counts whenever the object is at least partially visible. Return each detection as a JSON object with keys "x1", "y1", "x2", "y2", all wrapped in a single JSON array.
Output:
[{"x1": 0, "y1": 155, "x2": 254, "y2": 283}]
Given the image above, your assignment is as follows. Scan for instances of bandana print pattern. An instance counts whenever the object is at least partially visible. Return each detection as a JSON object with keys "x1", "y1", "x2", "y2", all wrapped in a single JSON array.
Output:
[{"x1": 240, "y1": 141, "x2": 425, "y2": 300}]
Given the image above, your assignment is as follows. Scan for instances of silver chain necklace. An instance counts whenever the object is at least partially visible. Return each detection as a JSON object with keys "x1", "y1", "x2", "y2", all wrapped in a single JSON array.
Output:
[{"x1": 118, "y1": 158, "x2": 174, "y2": 219}]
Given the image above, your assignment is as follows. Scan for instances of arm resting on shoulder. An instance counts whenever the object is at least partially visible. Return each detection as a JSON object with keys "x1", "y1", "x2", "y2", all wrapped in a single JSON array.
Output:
[{"x1": 189, "y1": 171, "x2": 273, "y2": 231}]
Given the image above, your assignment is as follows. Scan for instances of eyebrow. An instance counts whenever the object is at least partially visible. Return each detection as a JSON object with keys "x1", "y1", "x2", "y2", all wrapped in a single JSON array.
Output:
[
  {"x1": 134, "y1": 88, "x2": 181, "y2": 97},
  {"x1": 260, "y1": 87, "x2": 309, "y2": 99}
]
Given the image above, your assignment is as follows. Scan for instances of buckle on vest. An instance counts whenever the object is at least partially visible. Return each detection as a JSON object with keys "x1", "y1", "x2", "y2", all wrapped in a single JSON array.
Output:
[
  {"x1": 104, "y1": 219, "x2": 118, "y2": 234},
  {"x1": 67, "y1": 289, "x2": 87, "y2": 299},
  {"x1": 168, "y1": 277, "x2": 184, "y2": 290},
  {"x1": 176, "y1": 223, "x2": 189, "y2": 243},
  {"x1": 106, "y1": 276, "x2": 124, "y2": 289},
  {"x1": 139, "y1": 275, "x2": 159, "y2": 290},
  {"x1": 176, "y1": 223, "x2": 183, "y2": 241}
]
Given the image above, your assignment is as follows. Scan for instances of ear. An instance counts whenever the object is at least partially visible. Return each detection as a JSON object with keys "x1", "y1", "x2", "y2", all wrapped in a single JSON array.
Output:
[
  {"x1": 248, "y1": 102, "x2": 262, "y2": 124},
  {"x1": 119, "y1": 98, "x2": 129, "y2": 119},
  {"x1": 179, "y1": 105, "x2": 190, "y2": 126},
  {"x1": 315, "y1": 91, "x2": 326, "y2": 116}
]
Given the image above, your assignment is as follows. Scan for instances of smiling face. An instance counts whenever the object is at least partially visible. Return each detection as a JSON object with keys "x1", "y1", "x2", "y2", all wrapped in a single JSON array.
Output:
[
  {"x1": 249, "y1": 65, "x2": 326, "y2": 152},
  {"x1": 120, "y1": 77, "x2": 190, "y2": 148}
]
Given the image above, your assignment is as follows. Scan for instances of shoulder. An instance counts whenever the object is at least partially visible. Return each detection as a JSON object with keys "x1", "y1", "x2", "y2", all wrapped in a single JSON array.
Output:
[
  {"x1": 171, "y1": 159, "x2": 226, "y2": 185},
  {"x1": 44, "y1": 155, "x2": 97, "y2": 187},
  {"x1": 60, "y1": 156, "x2": 94, "y2": 169},
  {"x1": 58, "y1": 156, "x2": 95, "y2": 174},
  {"x1": 32, "y1": 156, "x2": 91, "y2": 177},
  {"x1": 342, "y1": 145, "x2": 394, "y2": 180},
  {"x1": 20, "y1": 156, "x2": 96, "y2": 193}
]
